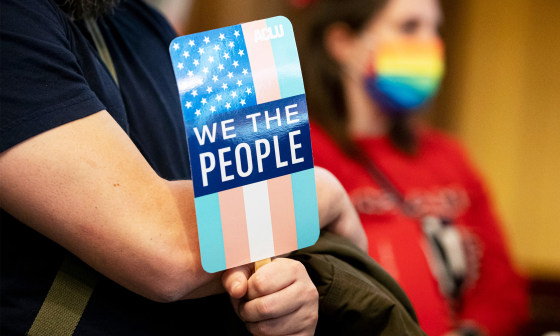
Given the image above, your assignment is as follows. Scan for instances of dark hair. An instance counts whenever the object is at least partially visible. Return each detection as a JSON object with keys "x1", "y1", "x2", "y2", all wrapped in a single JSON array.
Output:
[
  {"x1": 300, "y1": 0, "x2": 417, "y2": 155},
  {"x1": 55, "y1": 0, "x2": 120, "y2": 20}
]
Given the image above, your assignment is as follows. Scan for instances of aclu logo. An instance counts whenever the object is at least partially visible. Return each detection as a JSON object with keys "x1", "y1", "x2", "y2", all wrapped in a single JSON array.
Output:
[{"x1": 255, "y1": 25, "x2": 285, "y2": 43}]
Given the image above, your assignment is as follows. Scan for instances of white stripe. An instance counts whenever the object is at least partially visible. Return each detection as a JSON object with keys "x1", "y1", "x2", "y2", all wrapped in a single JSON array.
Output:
[{"x1": 243, "y1": 181, "x2": 275, "y2": 261}]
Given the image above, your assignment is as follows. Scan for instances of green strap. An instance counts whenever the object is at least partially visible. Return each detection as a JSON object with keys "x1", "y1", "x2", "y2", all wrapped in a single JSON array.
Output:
[
  {"x1": 27, "y1": 257, "x2": 99, "y2": 336},
  {"x1": 28, "y1": 18, "x2": 116, "y2": 335},
  {"x1": 84, "y1": 18, "x2": 119, "y2": 86}
]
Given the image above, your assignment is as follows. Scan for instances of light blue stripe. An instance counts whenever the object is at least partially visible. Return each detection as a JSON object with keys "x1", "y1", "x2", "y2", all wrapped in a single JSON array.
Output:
[
  {"x1": 291, "y1": 168, "x2": 320, "y2": 249},
  {"x1": 194, "y1": 193, "x2": 226, "y2": 273},
  {"x1": 267, "y1": 16, "x2": 305, "y2": 98}
]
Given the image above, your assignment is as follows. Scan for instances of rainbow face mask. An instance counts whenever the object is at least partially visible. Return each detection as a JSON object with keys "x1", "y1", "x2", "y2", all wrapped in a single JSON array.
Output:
[{"x1": 364, "y1": 38, "x2": 445, "y2": 114}]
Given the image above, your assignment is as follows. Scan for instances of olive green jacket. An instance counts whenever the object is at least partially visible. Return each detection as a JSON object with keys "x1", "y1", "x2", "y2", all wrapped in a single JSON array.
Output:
[{"x1": 289, "y1": 232, "x2": 427, "y2": 336}]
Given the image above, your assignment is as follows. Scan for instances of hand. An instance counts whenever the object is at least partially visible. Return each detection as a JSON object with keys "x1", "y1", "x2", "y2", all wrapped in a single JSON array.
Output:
[
  {"x1": 223, "y1": 258, "x2": 318, "y2": 335},
  {"x1": 315, "y1": 167, "x2": 368, "y2": 252}
]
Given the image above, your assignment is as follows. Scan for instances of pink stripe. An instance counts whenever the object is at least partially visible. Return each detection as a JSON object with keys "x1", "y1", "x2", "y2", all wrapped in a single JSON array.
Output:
[
  {"x1": 219, "y1": 187, "x2": 251, "y2": 268},
  {"x1": 242, "y1": 20, "x2": 281, "y2": 104},
  {"x1": 267, "y1": 175, "x2": 298, "y2": 255}
]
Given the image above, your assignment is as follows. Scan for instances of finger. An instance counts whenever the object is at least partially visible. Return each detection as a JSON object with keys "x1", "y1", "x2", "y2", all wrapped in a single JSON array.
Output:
[
  {"x1": 229, "y1": 296, "x2": 242, "y2": 318},
  {"x1": 246, "y1": 258, "x2": 306, "y2": 300},
  {"x1": 243, "y1": 305, "x2": 318, "y2": 336},
  {"x1": 222, "y1": 263, "x2": 252, "y2": 299},
  {"x1": 239, "y1": 275, "x2": 318, "y2": 322}
]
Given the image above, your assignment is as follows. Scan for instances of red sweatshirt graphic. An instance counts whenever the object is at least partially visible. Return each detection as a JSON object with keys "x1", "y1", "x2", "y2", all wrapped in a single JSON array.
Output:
[{"x1": 310, "y1": 123, "x2": 528, "y2": 336}]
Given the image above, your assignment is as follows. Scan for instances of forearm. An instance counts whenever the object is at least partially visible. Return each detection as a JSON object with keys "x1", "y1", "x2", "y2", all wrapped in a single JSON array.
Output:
[
  {"x1": 86, "y1": 178, "x2": 224, "y2": 301},
  {"x1": 0, "y1": 111, "x2": 225, "y2": 302}
]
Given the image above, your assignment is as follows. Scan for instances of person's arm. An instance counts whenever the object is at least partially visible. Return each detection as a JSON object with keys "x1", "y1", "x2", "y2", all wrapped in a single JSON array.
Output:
[
  {"x1": 0, "y1": 109, "x2": 365, "y2": 303},
  {"x1": 0, "y1": 110, "x2": 215, "y2": 302},
  {"x1": 455, "y1": 179, "x2": 528, "y2": 335},
  {"x1": 450, "y1": 143, "x2": 528, "y2": 336},
  {"x1": 315, "y1": 167, "x2": 368, "y2": 252}
]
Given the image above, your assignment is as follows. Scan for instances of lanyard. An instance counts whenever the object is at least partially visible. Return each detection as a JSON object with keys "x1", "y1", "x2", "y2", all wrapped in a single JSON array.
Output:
[
  {"x1": 353, "y1": 146, "x2": 414, "y2": 217},
  {"x1": 84, "y1": 18, "x2": 119, "y2": 86}
]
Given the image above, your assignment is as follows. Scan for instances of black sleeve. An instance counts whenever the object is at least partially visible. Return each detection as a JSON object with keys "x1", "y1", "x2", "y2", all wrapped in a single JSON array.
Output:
[{"x1": 0, "y1": 0, "x2": 105, "y2": 152}]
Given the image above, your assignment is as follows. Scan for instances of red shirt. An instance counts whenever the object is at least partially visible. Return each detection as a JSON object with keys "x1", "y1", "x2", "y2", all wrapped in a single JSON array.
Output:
[{"x1": 310, "y1": 123, "x2": 528, "y2": 336}]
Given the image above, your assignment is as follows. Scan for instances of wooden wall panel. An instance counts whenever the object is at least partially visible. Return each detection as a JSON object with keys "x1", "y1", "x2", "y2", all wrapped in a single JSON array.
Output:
[{"x1": 154, "y1": 0, "x2": 560, "y2": 278}]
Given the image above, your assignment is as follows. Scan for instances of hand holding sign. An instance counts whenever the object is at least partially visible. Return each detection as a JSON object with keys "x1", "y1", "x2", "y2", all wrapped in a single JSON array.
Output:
[
  {"x1": 223, "y1": 259, "x2": 318, "y2": 336},
  {"x1": 170, "y1": 17, "x2": 319, "y2": 273}
]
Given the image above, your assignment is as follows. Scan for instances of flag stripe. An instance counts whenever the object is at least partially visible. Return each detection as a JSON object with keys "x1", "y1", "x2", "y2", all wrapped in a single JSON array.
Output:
[
  {"x1": 291, "y1": 168, "x2": 320, "y2": 248},
  {"x1": 268, "y1": 17, "x2": 305, "y2": 98},
  {"x1": 243, "y1": 181, "x2": 275, "y2": 261},
  {"x1": 219, "y1": 187, "x2": 251, "y2": 268},
  {"x1": 242, "y1": 20, "x2": 281, "y2": 104},
  {"x1": 173, "y1": 19, "x2": 318, "y2": 273},
  {"x1": 194, "y1": 193, "x2": 226, "y2": 272},
  {"x1": 268, "y1": 174, "x2": 298, "y2": 255}
]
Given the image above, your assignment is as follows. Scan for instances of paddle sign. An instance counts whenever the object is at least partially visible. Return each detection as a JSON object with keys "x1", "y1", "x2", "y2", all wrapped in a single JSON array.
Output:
[{"x1": 169, "y1": 17, "x2": 319, "y2": 273}]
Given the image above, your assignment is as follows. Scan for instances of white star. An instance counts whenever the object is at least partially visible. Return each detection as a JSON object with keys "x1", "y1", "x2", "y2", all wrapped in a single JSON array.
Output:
[
  {"x1": 188, "y1": 40, "x2": 195, "y2": 47},
  {"x1": 183, "y1": 51, "x2": 190, "y2": 58},
  {"x1": 225, "y1": 102, "x2": 231, "y2": 109},
  {"x1": 219, "y1": 33, "x2": 225, "y2": 41},
  {"x1": 191, "y1": 90, "x2": 198, "y2": 97},
  {"x1": 185, "y1": 101, "x2": 192, "y2": 108},
  {"x1": 216, "y1": 94, "x2": 222, "y2": 102},
  {"x1": 202, "y1": 67, "x2": 209, "y2": 74},
  {"x1": 234, "y1": 30, "x2": 240, "y2": 38},
  {"x1": 187, "y1": 70, "x2": 194, "y2": 77},
  {"x1": 221, "y1": 83, "x2": 228, "y2": 90},
  {"x1": 198, "y1": 47, "x2": 205, "y2": 55},
  {"x1": 201, "y1": 98, "x2": 207, "y2": 105},
  {"x1": 231, "y1": 91, "x2": 237, "y2": 98},
  {"x1": 236, "y1": 80, "x2": 243, "y2": 87},
  {"x1": 208, "y1": 56, "x2": 214, "y2": 63},
  {"x1": 213, "y1": 44, "x2": 220, "y2": 51},
  {"x1": 246, "y1": 87, "x2": 252, "y2": 94},
  {"x1": 193, "y1": 59, "x2": 199, "y2": 66},
  {"x1": 206, "y1": 86, "x2": 213, "y2": 93},
  {"x1": 240, "y1": 99, "x2": 246, "y2": 106},
  {"x1": 210, "y1": 106, "x2": 216, "y2": 113},
  {"x1": 195, "y1": 109, "x2": 201, "y2": 116},
  {"x1": 203, "y1": 36, "x2": 210, "y2": 44},
  {"x1": 228, "y1": 41, "x2": 235, "y2": 48},
  {"x1": 242, "y1": 68, "x2": 248, "y2": 75},
  {"x1": 223, "y1": 52, "x2": 230, "y2": 60},
  {"x1": 217, "y1": 64, "x2": 224, "y2": 71},
  {"x1": 196, "y1": 78, "x2": 204, "y2": 85},
  {"x1": 232, "y1": 60, "x2": 239, "y2": 68},
  {"x1": 172, "y1": 43, "x2": 179, "y2": 50},
  {"x1": 212, "y1": 75, "x2": 218, "y2": 82},
  {"x1": 227, "y1": 72, "x2": 234, "y2": 79},
  {"x1": 238, "y1": 50, "x2": 245, "y2": 57},
  {"x1": 177, "y1": 62, "x2": 184, "y2": 70}
]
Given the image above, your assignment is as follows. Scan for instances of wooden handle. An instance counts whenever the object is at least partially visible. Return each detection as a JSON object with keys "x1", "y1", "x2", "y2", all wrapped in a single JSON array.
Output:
[{"x1": 254, "y1": 258, "x2": 271, "y2": 271}]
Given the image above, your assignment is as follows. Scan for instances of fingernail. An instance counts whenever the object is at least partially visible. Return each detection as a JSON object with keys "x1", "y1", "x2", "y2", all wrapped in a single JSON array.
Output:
[{"x1": 232, "y1": 281, "x2": 240, "y2": 292}]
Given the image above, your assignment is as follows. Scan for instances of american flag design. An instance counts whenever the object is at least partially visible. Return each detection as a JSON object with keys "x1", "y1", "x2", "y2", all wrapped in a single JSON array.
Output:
[{"x1": 170, "y1": 17, "x2": 319, "y2": 273}]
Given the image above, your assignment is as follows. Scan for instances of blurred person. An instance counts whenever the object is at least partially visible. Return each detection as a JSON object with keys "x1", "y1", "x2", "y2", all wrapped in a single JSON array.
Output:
[
  {"x1": 0, "y1": 0, "x2": 371, "y2": 334},
  {"x1": 296, "y1": 0, "x2": 529, "y2": 334}
]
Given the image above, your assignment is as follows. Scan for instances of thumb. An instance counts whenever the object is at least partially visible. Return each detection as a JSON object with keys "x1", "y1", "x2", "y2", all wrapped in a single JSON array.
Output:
[{"x1": 222, "y1": 263, "x2": 252, "y2": 299}]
